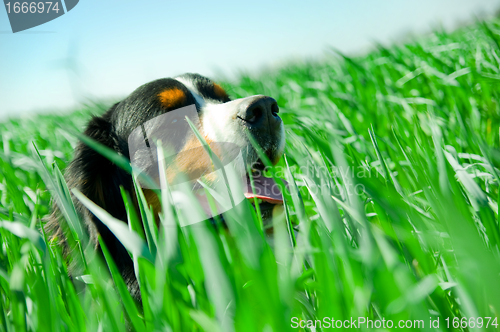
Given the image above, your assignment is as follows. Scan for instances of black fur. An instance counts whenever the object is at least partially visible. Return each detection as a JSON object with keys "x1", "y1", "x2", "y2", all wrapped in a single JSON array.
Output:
[{"x1": 181, "y1": 73, "x2": 231, "y2": 103}]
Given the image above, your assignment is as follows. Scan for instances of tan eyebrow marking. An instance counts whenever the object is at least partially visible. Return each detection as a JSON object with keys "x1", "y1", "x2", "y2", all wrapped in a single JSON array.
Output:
[{"x1": 158, "y1": 88, "x2": 187, "y2": 108}]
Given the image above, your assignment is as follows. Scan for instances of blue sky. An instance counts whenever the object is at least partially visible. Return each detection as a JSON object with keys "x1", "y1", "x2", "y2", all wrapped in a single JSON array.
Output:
[{"x1": 0, "y1": 0, "x2": 498, "y2": 118}]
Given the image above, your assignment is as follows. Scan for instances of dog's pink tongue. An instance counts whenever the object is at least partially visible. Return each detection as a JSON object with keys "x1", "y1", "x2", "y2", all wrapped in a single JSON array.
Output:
[{"x1": 245, "y1": 173, "x2": 287, "y2": 204}]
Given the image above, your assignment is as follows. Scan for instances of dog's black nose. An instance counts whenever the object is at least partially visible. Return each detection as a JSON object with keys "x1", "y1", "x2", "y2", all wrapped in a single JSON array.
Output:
[{"x1": 237, "y1": 95, "x2": 281, "y2": 131}]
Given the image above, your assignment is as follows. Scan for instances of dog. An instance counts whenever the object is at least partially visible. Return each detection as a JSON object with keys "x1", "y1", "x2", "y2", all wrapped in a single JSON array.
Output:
[{"x1": 46, "y1": 73, "x2": 286, "y2": 301}]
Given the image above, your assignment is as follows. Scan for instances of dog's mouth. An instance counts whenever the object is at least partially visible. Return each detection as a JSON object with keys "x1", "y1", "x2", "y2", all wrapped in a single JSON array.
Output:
[{"x1": 244, "y1": 157, "x2": 287, "y2": 205}]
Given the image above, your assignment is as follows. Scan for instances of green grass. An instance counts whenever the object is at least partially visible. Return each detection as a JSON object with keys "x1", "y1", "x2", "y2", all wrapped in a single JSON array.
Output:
[{"x1": 2, "y1": 19, "x2": 500, "y2": 331}]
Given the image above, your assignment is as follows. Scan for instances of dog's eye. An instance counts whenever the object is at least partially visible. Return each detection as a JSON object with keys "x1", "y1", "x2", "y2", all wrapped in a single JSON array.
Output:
[{"x1": 172, "y1": 119, "x2": 178, "y2": 124}]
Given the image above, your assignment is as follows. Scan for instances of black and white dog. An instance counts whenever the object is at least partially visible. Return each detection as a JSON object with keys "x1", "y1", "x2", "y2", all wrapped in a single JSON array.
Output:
[{"x1": 46, "y1": 73, "x2": 286, "y2": 300}]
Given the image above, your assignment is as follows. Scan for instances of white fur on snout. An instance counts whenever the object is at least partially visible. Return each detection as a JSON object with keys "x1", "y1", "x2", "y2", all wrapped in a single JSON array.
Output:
[
  {"x1": 174, "y1": 74, "x2": 285, "y2": 164},
  {"x1": 202, "y1": 97, "x2": 286, "y2": 165},
  {"x1": 201, "y1": 97, "x2": 260, "y2": 147}
]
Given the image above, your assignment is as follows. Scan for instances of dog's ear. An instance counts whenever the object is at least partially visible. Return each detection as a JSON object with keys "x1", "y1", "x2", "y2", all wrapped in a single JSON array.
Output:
[
  {"x1": 45, "y1": 102, "x2": 137, "y2": 295},
  {"x1": 65, "y1": 103, "x2": 132, "y2": 252}
]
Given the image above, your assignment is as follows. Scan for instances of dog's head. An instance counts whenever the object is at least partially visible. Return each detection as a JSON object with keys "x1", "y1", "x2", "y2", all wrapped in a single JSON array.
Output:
[
  {"x1": 59, "y1": 73, "x2": 285, "y2": 234},
  {"x1": 49, "y1": 74, "x2": 285, "y2": 231},
  {"x1": 113, "y1": 73, "x2": 286, "y2": 213},
  {"x1": 46, "y1": 73, "x2": 286, "y2": 300}
]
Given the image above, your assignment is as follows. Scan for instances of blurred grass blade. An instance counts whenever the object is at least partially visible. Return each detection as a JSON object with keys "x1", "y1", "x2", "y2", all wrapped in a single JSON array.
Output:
[
  {"x1": 0, "y1": 221, "x2": 46, "y2": 254},
  {"x1": 72, "y1": 189, "x2": 154, "y2": 262}
]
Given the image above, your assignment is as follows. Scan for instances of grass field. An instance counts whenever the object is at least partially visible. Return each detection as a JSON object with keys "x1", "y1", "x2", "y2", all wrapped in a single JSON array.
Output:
[{"x1": 1, "y1": 18, "x2": 500, "y2": 332}]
